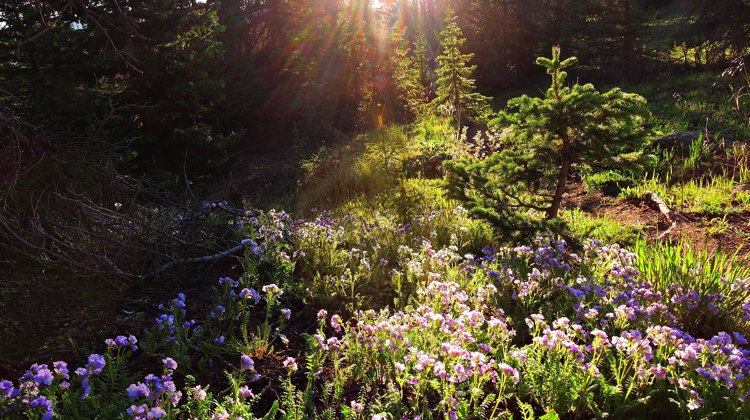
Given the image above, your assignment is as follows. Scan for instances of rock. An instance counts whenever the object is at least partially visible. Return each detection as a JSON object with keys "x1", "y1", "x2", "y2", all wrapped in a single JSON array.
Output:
[
  {"x1": 651, "y1": 131, "x2": 702, "y2": 151},
  {"x1": 650, "y1": 130, "x2": 735, "y2": 154}
]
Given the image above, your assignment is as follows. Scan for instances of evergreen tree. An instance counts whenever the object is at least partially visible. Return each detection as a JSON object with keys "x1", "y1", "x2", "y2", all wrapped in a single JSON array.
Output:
[
  {"x1": 447, "y1": 47, "x2": 649, "y2": 237},
  {"x1": 391, "y1": 32, "x2": 430, "y2": 119},
  {"x1": 433, "y1": 11, "x2": 488, "y2": 134}
]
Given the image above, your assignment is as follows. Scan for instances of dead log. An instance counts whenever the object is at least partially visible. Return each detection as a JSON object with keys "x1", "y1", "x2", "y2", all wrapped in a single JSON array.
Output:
[
  {"x1": 645, "y1": 190, "x2": 677, "y2": 239},
  {"x1": 645, "y1": 191, "x2": 674, "y2": 223}
]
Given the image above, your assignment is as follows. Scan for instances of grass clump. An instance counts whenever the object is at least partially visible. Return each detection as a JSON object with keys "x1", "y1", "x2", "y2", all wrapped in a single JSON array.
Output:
[
  {"x1": 632, "y1": 239, "x2": 750, "y2": 336},
  {"x1": 622, "y1": 174, "x2": 750, "y2": 214},
  {"x1": 296, "y1": 125, "x2": 414, "y2": 212},
  {"x1": 562, "y1": 208, "x2": 644, "y2": 246}
]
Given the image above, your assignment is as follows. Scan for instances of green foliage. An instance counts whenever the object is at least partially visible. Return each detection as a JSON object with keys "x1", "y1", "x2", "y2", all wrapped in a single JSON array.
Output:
[
  {"x1": 297, "y1": 126, "x2": 413, "y2": 211},
  {"x1": 391, "y1": 33, "x2": 431, "y2": 120},
  {"x1": 563, "y1": 209, "x2": 644, "y2": 246},
  {"x1": 629, "y1": 72, "x2": 750, "y2": 140},
  {"x1": 445, "y1": 151, "x2": 562, "y2": 242},
  {"x1": 295, "y1": 180, "x2": 492, "y2": 312},
  {"x1": 632, "y1": 239, "x2": 750, "y2": 336},
  {"x1": 433, "y1": 11, "x2": 490, "y2": 131},
  {"x1": 411, "y1": 115, "x2": 466, "y2": 158},
  {"x1": 447, "y1": 47, "x2": 649, "y2": 239},
  {"x1": 621, "y1": 174, "x2": 750, "y2": 215}
]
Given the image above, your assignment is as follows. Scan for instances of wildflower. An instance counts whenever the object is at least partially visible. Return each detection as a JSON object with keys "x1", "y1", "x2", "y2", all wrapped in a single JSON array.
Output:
[
  {"x1": 1, "y1": 380, "x2": 17, "y2": 400},
  {"x1": 327, "y1": 337, "x2": 341, "y2": 351},
  {"x1": 86, "y1": 354, "x2": 106, "y2": 375},
  {"x1": 511, "y1": 349, "x2": 527, "y2": 364},
  {"x1": 450, "y1": 364, "x2": 467, "y2": 383},
  {"x1": 127, "y1": 404, "x2": 148, "y2": 417},
  {"x1": 651, "y1": 364, "x2": 667, "y2": 380},
  {"x1": 126, "y1": 382, "x2": 149, "y2": 400},
  {"x1": 696, "y1": 367, "x2": 716, "y2": 381},
  {"x1": 239, "y1": 288, "x2": 261, "y2": 304},
  {"x1": 211, "y1": 305, "x2": 226, "y2": 318},
  {"x1": 163, "y1": 357, "x2": 177, "y2": 372},
  {"x1": 147, "y1": 406, "x2": 167, "y2": 418},
  {"x1": 686, "y1": 390, "x2": 703, "y2": 410},
  {"x1": 32, "y1": 367, "x2": 54, "y2": 386},
  {"x1": 497, "y1": 363, "x2": 520, "y2": 384},
  {"x1": 170, "y1": 390, "x2": 182, "y2": 406},
  {"x1": 28, "y1": 396, "x2": 54, "y2": 420},
  {"x1": 350, "y1": 400, "x2": 365, "y2": 413},
  {"x1": 240, "y1": 355, "x2": 254, "y2": 371},
  {"x1": 52, "y1": 360, "x2": 70, "y2": 379},
  {"x1": 280, "y1": 308, "x2": 291, "y2": 320},
  {"x1": 433, "y1": 361, "x2": 447, "y2": 379},
  {"x1": 238, "y1": 386, "x2": 253, "y2": 399},
  {"x1": 215, "y1": 336, "x2": 225, "y2": 344},
  {"x1": 262, "y1": 284, "x2": 282, "y2": 296},
  {"x1": 331, "y1": 314, "x2": 343, "y2": 332},
  {"x1": 192, "y1": 385, "x2": 207, "y2": 401},
  {"x1": 283, "y1": 357, "x2": 298, "y2": 372},
  {"x1": 317, "y1": 309, "x2": 328, "y2": 321}
]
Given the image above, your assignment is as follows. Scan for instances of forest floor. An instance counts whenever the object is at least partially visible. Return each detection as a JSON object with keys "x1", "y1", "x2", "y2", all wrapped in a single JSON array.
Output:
[{"x1": 563, "y1": 183, "x2": 750, "y2": 262}]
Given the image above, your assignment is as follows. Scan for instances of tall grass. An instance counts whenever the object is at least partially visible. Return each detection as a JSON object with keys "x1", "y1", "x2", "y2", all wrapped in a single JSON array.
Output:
[
  {"x1": 622, "y1": 173, "x2": 750, "y2": 214},
  {"x1": 296, "y1": 125, "x2": 415, "y2": 212},
  {"x1": 562, "y1": 208, "x2": 644, "y2": 246},
  {"x1": 633, "y1": 239, "x2": 750, "y2": 335}
]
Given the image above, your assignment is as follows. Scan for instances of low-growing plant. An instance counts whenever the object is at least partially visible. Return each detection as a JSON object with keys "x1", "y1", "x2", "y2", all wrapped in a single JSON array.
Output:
[
  {"x1": 2, "y1": 210, "x2": 750, "y2": 420},
  {"x1": 563, "y1": 209, "x2": 644, "y2": 246},
  {"x1": 622, "y1": 174, "x2": 750, "y2": 214},
  {"x1": 632, "y1": 239, "x2": 750, "y2": 336},
  {"x1": 297, "y1": 126, "x2": 413, "y2": 212}
]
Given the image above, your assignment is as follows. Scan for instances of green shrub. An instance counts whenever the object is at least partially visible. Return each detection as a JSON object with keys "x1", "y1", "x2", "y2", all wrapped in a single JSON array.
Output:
[
  {"x1": 446, "y1": 47, "x2": 649, "y2": 239},
  {"x1": 411, "y1": 115, "x2": 464, "y2": 158}
]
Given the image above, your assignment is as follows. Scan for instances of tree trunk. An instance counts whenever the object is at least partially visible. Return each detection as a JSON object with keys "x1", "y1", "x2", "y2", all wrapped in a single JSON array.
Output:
[{"x1": 547, "y1": 156, "x2": 570, "y2": 220}]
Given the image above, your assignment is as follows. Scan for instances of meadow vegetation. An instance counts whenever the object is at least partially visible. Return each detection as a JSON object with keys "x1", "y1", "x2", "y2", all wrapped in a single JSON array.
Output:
[{"x1": 3, "y1": 1, "x2": 750, "y2": 419}]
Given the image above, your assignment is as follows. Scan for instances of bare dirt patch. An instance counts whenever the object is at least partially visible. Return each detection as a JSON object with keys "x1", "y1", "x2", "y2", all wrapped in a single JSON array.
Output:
[{"x1": 563, "y1": 184, "x2": 750, "y2": 263}]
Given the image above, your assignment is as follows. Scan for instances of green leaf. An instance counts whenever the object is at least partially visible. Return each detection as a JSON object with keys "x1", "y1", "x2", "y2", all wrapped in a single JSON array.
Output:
[
  {"x1": 539, "y1": 410, "x2": 560, "y2": 420},
  {"x1": 263, "y1": 400, "x2": 279, "y2": 420}
]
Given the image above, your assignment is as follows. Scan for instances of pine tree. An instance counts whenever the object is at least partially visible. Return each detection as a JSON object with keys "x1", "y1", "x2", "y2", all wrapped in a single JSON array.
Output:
[
  {"x1": 433, "y1": 11, "x2": 489, "y2": 134},
  {"x1": 447, "y1": 47, "x2": 649, "y2": 238},
  {"x1": 391, "y1": 32, "x2": 430, "y2": 119}
]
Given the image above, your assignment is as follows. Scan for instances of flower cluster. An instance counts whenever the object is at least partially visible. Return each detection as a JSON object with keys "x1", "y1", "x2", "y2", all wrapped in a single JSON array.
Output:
[
  {"x1": 3, "y1": 207, "x2": 749, "y2": 419},
  {"x1": 126, "y1": 358, "x2": 182, "y2": 419}
]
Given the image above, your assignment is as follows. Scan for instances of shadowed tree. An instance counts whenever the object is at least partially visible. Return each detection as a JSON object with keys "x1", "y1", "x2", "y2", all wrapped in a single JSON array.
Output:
[{"x1": 432, "y1": 10, "x2": 488, "y2": 135}]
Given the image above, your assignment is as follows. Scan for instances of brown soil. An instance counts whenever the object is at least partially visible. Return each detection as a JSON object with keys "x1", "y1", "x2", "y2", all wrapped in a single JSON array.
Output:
[{"x1": 563, "y1": 184, "x2": 750, "y2": 263}]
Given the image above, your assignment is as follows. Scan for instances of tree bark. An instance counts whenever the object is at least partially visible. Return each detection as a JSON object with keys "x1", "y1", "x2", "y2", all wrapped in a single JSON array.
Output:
[{"x1": 547, "y1": 157, "x2": 570, "y2": 219}]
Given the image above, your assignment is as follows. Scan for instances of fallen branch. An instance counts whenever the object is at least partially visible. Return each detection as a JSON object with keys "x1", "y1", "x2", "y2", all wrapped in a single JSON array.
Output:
[
  {"x1": 143, "y1": 243, "x2": 246, "y2": 279},
  {"x1": 645, "y1": 190, "x2": 677, "y2": 239}
]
